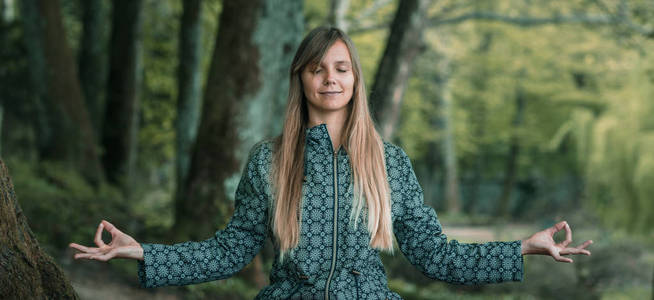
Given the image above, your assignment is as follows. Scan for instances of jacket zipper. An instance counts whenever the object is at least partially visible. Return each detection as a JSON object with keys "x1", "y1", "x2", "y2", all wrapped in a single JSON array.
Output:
[{"x1": 324, "y1": 149, "x2": 338, "y2": 300}]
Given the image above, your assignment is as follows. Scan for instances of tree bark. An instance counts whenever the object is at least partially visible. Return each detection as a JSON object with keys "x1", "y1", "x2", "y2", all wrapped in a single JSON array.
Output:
[
  {"x1": 370, "y1": 0, "x2": 430, "y2": 140},
  {"x1": 437, "y1": 52, "x2": 461, "y2": 214},
  {"x1": 78, "y1": 0, "x2": 108, "y2": 138},
  {"x1": 174, "y1": 0, "x2": 203, "y2": 218},
  {"x1": 19, "y1": 0, "x2": 103, "y2": 184},
  {"x1": 172, "y1": 0, "x2": 303, "y2": 289},
  {"x1": 497, "y1": 84, "x2": 526, "y2": 219},
  {"x1": 102, "y1": 0, "x2": 144, "y2": 190},
  {"x1": 0, "y1": 159, "x2": 79, "y2": 299},
  {"x1": 328, "y1": 0, "x2": 351, "y2": 31},
  {"x1": 466, "y1": 29, "x2": 493, "y2": 214}
]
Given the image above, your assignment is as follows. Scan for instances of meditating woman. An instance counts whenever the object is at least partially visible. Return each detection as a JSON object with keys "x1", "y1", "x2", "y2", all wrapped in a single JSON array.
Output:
[{"x1": 70, "y1": 27, "x2": 592, "y2": 299}]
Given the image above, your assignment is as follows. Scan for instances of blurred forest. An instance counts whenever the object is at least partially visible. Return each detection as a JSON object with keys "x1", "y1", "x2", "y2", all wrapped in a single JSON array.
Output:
[{"x1": 0, "y1": 0, "x2": 653, "y2": 299}]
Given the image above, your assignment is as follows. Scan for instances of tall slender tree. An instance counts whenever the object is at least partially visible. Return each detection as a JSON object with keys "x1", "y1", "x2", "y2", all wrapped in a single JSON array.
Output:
[
  {"x1": 102, "y1": 0, "x2": 144, "y2": 190},
  {"x1": 497, "y1": 81, "x2": 526, "y2": 218},
  {"x1": 328, "y1": 0, "x2": 351, "y2": 31},
  {"x1": 174, "y1": 0, "x2": 203, "y2": 217},
  {"x1": 436, "y1": 50, "x2": 461, "y2": 214},
  {"x1": 78, "y1": 0, "x2": 108, "y2": 138}
]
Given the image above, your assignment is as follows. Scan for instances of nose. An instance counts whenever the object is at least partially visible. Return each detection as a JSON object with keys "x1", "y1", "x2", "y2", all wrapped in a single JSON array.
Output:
[{"x1": 323, "y1": 69, "x2": 335, "y2": 86}]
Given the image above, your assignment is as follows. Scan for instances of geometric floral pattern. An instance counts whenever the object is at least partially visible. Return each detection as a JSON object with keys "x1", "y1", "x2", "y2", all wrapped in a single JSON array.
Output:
[{"x1": 138, "y1": 123, "x2": 524, "y2": 299}]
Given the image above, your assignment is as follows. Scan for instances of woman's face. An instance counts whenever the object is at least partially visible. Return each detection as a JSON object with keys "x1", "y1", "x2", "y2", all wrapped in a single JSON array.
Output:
[{"x1": 301, "y1": 40, "x2": 355, "y2": 117}]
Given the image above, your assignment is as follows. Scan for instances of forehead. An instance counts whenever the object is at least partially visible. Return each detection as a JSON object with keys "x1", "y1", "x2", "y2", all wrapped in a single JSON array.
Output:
[{"x1": 320, "y1": 40, "x2": 351, "y2": 64}]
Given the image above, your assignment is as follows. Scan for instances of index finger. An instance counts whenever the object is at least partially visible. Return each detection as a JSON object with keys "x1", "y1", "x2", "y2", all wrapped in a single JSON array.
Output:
[
  {"x1": 562, "y1": 222, "x2": 572, "y2": 247},
  {"x1": 94, "y1": 222, "x2": 106, "y2": 247},
  {"x1": 548, "y1": 221, "x2": 567, "y2": 235}
]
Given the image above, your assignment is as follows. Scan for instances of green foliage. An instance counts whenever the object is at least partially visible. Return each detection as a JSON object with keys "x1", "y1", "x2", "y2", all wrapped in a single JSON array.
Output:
[{"x1": 5, "y1": 158, "x2": 127, "y2": 256}]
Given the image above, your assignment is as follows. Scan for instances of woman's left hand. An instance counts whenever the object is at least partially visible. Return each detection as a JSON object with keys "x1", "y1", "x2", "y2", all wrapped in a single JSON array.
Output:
[{"x1": 521, "y1": 220, "x2": 593, "y2": 263}]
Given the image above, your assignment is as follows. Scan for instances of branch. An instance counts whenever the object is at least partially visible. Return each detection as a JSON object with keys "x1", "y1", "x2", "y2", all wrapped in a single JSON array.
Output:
[
  {"x1": 430, "y1": 12, "x2": 616, "y2": 27},
  {"x1": 350, "y1": 10, "x2": 654, "y2": 39}
]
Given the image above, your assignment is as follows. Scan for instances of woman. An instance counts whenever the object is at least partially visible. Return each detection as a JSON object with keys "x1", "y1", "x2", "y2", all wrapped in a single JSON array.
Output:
[{"x1": 70, "y1": 27, "x2": 593, "y2": 299}]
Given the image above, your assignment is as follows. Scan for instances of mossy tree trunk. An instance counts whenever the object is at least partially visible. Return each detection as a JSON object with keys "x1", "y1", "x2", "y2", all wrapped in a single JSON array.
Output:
[
  {"x1": 172, "y1": 0, "x2": 303, "y2": 289},
  {"x1": 0, "y1": 159, "x2": 78, "y2": 299},
  {"x1": 174, "y1": 0, "x2": 203, "y2": 220}
]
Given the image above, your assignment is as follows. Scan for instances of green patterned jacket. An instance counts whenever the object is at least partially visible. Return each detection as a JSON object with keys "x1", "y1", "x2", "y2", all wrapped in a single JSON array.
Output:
[{"x1": 137, "y1": 123, "x2": 524, "y2": 299}]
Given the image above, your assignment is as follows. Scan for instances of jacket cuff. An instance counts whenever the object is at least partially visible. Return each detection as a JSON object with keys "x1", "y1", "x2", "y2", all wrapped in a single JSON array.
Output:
[
  {"x1": 514, "y1": 240, "x2": 525, "y2": 282},
  {"x1": 137, "y1": 243, "x2": 155, "y2": 288}
]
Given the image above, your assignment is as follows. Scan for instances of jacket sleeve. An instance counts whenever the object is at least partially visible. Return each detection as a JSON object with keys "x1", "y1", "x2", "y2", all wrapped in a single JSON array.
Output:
[
  {"x1": 137, "y1": 142, "x2": 271, "y2": 288},
  {"x1": 389, "y1": 145, "x2": 524, "y2": 285}
]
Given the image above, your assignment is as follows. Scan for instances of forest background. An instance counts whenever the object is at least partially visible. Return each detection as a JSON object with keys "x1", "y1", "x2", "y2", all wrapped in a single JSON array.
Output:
[{"x1": 0, "y1": 0, "x2": 652, "y2": 299}]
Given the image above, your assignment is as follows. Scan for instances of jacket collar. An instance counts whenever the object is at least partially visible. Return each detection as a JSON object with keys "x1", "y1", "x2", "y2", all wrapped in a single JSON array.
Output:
[{"x1": 306, "y1": 123, "x2": 342, "y2": 154}]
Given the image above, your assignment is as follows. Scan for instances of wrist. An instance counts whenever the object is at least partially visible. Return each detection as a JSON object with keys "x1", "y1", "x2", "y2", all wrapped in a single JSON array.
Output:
[
  {"x1": 137, "y1": 243, "x2": 144, "y2": 261},
  {"x1": 520, "y1": 239, "x2": 530, "y2": 255}
]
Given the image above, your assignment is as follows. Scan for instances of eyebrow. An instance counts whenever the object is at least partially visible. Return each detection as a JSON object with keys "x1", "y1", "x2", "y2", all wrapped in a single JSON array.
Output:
[{"x1": 334, "y1": 61, "x2": 351, "y2": 66}]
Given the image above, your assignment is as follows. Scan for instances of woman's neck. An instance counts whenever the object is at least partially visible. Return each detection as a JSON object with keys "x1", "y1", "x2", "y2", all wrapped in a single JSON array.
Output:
[{"x1": 307, "y1": 112, "x2": 347, "y2": 153}]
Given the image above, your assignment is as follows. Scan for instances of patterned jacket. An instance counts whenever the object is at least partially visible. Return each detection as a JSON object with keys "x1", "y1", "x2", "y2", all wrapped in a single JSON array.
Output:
[{"x1": 137, "y1": 123, "x2": 524, "y2": 299}]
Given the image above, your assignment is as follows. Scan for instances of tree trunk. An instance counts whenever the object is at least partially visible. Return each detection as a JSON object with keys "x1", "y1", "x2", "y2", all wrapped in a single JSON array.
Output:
[
  {"x1": 497, "y1": 84, "x2": 526, "y2": 219},
  {"x1": 0, "y1": 159, "x2": 79, "y2": 299},
  {"x1": 174, "y1": 0, "x2": 203, "y2": 218},
  {"x1": 466, "y1": 30, "x2": 494, "y2": 214},
  {"x1": 102, "y1": 0, "x2": 143, "y2": 190},
  {"x1": 173, "y1": 0, "x2": 303, "y2": 289},
  {"x1": 328, "y1": 0, "x2": 351, "y2": 31},
  {"x1": 437, "y1": 52, "x2": 461, "y2": 214},
  {"x1": 370, "y1": 0, "x2": 430, "y2": 140},
  {"x1": 78, "y1": 0, "x2": 108, "y2": 138},
  {"x1": 19, "y1": 0, "x2": 103, "y2": 184}
]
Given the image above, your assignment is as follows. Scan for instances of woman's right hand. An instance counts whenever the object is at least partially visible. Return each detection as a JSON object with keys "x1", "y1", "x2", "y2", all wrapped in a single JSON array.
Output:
[{"x1": 69, "y1": 220, "x2": 144, "y2": 261}]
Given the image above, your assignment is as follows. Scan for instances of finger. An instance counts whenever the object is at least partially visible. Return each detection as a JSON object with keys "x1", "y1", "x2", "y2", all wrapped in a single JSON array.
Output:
[
  {"x1": 69, "y1": 243, "x2": 100, "y2": 254},
  {"x1": 562, "y1": 222, "x2": 572, "y2": 247},
  {"x1": 94, "y1": 222, "x2": 107, "y2": 248},
  {"x1": 90, "y1": 249, "x2": 118, "y2": 262},
  {"x1": 548, "y1": 246, "x2": 573, "y2": 263},
  {"x1": 560, "y1": 247, "x2": 591, "y2": 256},
  {"x1": 74, "y1": 253, "x2": 97, "y2": 260},
  {"x1": 576, "y1": 240, "x2": 593, "y2": 250},
  {"x1": 552, "y1": 253, "x2": 573, "y2": 263},
  {"x1": 548, "y1": 221, "x2": 567, "y2": 235},
  {"x1": 102, "y1": 220, "x2": 121, "y2": 236}
]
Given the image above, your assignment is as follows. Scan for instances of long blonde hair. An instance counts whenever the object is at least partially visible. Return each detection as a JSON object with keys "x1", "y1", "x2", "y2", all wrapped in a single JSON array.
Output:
[{"x1": 271, "y1": 27, "x2": 393, "y2": 261}]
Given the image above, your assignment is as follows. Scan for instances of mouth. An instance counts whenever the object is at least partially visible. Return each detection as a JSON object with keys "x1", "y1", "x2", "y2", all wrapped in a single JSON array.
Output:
[{"x1": 319, "y1": 91, "x2": 343, "y2": 95}]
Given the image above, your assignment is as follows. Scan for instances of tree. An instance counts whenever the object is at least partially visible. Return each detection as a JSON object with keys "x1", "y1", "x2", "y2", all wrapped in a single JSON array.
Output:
[
  {"x1": 102, "y1": 0, "x2": 144, "y2": 189},
  {"x1": 370, "y1": 0, "x2": 430, "y2": 140},
  {"x1": 78, "y1": 0, "x2": 108, "y2": 138},
  {"x1": 174, "y1": 0, "x2": 203, "y2": 219},
  {"x1": 19, "y1": 0, "x2": 103, "y2": 184},
  {"x1": 0, "y1": 159, "x2": 78, "y2": 299},
  {"x1": 172, "y1": 0, "x2": 303, "y2": 288},
  {"x1": 328, "y1": 0, "x2": 351, "y2": 31}
]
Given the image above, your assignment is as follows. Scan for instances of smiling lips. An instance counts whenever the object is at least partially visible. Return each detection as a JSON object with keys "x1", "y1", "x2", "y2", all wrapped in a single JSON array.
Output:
[{"x1": 319, "y1": 91, "x2": 343, "y2": 95}]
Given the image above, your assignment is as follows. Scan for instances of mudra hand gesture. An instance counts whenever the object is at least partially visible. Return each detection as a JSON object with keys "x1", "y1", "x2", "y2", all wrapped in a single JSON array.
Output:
[
  {"x1": 521, "y1": 220, "x2": 593, "y2": 263},
  {"x1": 69, "y1": 220, "x2": 144, "y2": 261}
]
